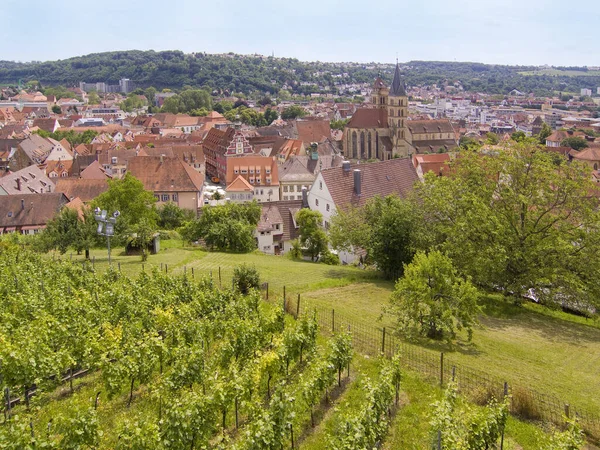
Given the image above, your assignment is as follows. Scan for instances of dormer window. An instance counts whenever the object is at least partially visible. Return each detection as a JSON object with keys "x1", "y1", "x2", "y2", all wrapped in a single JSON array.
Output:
[
  {"x1": 234, "y1": 169, "x2": 239, "y2": 174},
  {"x1": 266, "y1": 168, "x2": 271, "y2": 174},
  {"x1": 111, "y1": 157, "x2": 117, "y2": 164},
  {"x1": 256, "y1": 178, "x2": 261, "y2": 184},
  {"x1": 256, "y1": 169, "x2": 260, "y2": 174}
]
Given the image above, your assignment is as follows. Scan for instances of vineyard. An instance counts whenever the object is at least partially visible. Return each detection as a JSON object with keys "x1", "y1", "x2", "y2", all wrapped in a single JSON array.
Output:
[{"x1": 0, "y1": 246, "x2": 587, "y2": 449}]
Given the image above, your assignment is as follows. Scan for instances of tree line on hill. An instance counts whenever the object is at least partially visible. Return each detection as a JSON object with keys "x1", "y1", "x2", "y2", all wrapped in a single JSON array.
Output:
[{"x1": 2, "y1": 50, "x2": 600, "y2": 96}]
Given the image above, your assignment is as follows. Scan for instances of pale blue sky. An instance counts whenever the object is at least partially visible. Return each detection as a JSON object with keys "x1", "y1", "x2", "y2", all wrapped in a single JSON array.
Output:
[{"x1": 1, "y1": 0, "x2": 598, "y2": 66}]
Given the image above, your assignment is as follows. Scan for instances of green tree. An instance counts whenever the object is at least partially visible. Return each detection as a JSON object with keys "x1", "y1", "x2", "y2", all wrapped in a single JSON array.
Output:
[
  {"x1": 144, "y1": 86, "x2": 157, "y2": 106},
  {"x1": 330, "y1": 195, "x2": 418, "y2": 278},
  {"x1": 264, "y1": 107, "x2": 278, "y2": 125},
  {"x1": 538, "y1": 122, "x2": 552, "y2": 144},
  {"x1": 93, "y1": 173, "x2": 158, "y2": 233},
  {"x1": 459, "y1": 136, "x2": 481, "y2": 150},
  {"x1": 51, "y1": 104, "x2": 62, "y2": 114},
  {"x1": 485, "y1": 132, "x2": 499, "y2": 145},
  {"x1": 281, "y1": 105, "x2": 307, "y2": 120},
  {"x1": 296, "y1": 209, "x2": 328, "y2": 261},
  {"x1": 233, "y1": 264, "x2": 260, "y2": 294},
  {"x1": 330, "y1": 119, "x2": 349, "y2": 131},
  {"x1": 180, "y1": 202, "x2": 261, "y2": 252},
  {"x1": 157, "y1": 202, "x2": 195, "y2": 229},
  {"x1": 417, "y1": 143, "x2": 600, "y2": 306},
  {"x1": 561, "y1": 136, "x2": 588, "y2": 150},
  {"x1": 389, "y1": 250, "x2": 479, "y2": 340},
  {"x1": 161, "y1": 95, "x2": 182, "y2": 113},
  {"x1": 87, "y1": 91, "x2": 100, "y2": 105},
  {"x1": 511, "y1": 131, "x2": 527, "y2": 142},
  {"x1": 277, "y1": 89, "x2": 291, "y2": 101}
]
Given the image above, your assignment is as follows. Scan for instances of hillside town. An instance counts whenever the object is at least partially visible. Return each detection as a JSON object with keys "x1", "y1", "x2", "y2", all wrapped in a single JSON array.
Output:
[{"x1": 2, "y1": 61, "x2": 600, "y2": 256}]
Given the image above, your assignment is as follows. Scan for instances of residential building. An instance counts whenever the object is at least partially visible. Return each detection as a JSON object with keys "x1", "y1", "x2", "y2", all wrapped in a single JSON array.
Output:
[
  {"x1": 0, "y1": 165, "x2": 55, "y2": 195},
  {"x1": 55, "y1": 178, "x2": 109, "y2": 203},
  {"x1": 203, "y1": 126, "x2": 254, "y2": 181},
  {"x1": 254, "y1": 200, "x2": 303, "y2": 255},
  {"x1": 225, "y1": 155, "x2": 279, "y2": 203},
  {"x1": 308, "y1": 158, "x2": 419, "y2": 229},
  {"x1": 127, "y1": 156, "x2": 204, "y2": 212},
  {"x1": 0, "y1": 193, "x2": 69, "y2": 234},
  {"x1": 412, "y1": 153, "x2": 452, "y2": 181},
  {"x1": 581, "y1": 88, "x2": 592, "y2": 97},
  {"x1": 119, "y1": 78, "x2": 134, "y2": 94}
]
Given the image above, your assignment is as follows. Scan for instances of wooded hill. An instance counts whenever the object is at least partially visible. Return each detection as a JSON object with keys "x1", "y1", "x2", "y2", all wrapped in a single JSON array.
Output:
[{"x1": 1, "y1": 50, "x2": 599, "y2": 96}]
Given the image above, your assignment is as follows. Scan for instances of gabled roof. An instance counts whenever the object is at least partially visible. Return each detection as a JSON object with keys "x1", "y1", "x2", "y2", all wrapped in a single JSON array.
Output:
[
  {"x1": 407, "y1": 120, "x2": 455, "y2": 134},
  {"x1": 347, "y1": 108, "x2": 388, "y2": 129},
  {"x1": 0, "y1": 193, "x2": 69, "y2": 228},
  {"x1": 80, "y1": 160, "x2": 110, "y2": 180},
  {"x1": 127, "y1": 156, "x2": 204, "y2": 192},
  {"x1": 225, "y1": 155, "x2": 279, "y2": 186},
  {"x1": 571, "y1": 147, "x2": 600, "y2": 162},
  {"x1": 259, "y1": 200, "x2": 303, "y2": 241},
  {"x1": 55, "y1": 178, "x2": 109, "y2": 202},
  {"x1": 0, "y1": 165, "x2": 55, "y2": 195},
  {"x1": 226, "y1": 175, "x2": 254, "y2": 192},
  {"x1": 295, "y1": 120, "x2": 331, "y2": 144},
  {"x1": 320, "y1": 158, "x2": 419, "y2": 209}
]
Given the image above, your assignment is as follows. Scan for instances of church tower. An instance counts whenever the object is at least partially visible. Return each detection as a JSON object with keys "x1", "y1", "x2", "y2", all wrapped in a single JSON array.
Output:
[
  {"x1": 388, "y1": 62, "x2": 411, "y2": 157},
  {"x1": 371, "y1": 77, "x2": 389, "y2": 108}
]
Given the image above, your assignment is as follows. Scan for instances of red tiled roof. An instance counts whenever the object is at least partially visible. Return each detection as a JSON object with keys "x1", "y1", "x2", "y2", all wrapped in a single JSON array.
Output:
[
  {"x1": 320, "y1": 158, "x2": 419, "y2": 209},
  {"x1": 346, "y1": 108, "x2": 388, "y2": 129},
  {"x1": 127, "y1": 156, "x2": 204, "y2": 192},
  {"x1": 56, "y1": 178, "x2": 109, "y2": 202}
]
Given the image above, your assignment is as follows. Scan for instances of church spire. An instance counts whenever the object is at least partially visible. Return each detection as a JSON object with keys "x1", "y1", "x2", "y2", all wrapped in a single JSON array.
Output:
[{"x1": 390, "y1": 61, "x2": 406, "y2": 97}]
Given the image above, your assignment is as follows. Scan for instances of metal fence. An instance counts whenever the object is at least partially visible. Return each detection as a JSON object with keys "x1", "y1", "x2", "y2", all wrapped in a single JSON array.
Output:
[{"x1": 279, "y1": 287, "x2": 600, "y2": 442}]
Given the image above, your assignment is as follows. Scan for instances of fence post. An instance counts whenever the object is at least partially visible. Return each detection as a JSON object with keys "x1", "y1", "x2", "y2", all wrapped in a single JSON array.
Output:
[
  {"x1": 332, "y1": 309, "x2": 335, "y2": 333},
  {"x1": 437, "y1": 430, "x2": 442, "y2": 450},
  {"x1": 118, "y1": 262, "x2": 121, "y2": 272},
  {"x1": 440, "y1": 353, "x2": 444, "y2": 388},
  {"x1": 296, "y1": 294, "x2": 301, "y2": 318},
  {"x1": 142, "y1": 264, "x2": 145, "y2": 272},
  {"x1": 219, "y1": 266, "x2": 222, "y2": 286},
  {"x1": 92, "y1": 256, "x2": 95, "y2": 269},
  {"x1": 165, "y1": 264, "x2": 168, "y2": 274},
  {"x1": 565, "y1": 404, "x2": 570, "y2": 420},
  {"x1": 266, "y1": 282, "x2": 269, "y2": 300},
  {"x1": 192, "y1": 267, "x2": 194, "y2": 279},
  {"x1": 500, "y1": 381, "x2": 508, "y2": 450},
  {"x1": 283, "y1": 285, "x2": 286, "y2": 302},
  {"x1": 452, "y1": 366, "x2": 456, "y2": 382},
  {"x1": 184, "y1": 266, "x2": 187, "y2": 276},
  {"x1": 381, "y1": 327, "x2": 386, "y2": 355}
]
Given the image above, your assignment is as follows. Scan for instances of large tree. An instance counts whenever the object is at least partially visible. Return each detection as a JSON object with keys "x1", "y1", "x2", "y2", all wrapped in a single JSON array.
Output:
[
  {"x1": 92, "y1": 173, "x2": 158, "y2": 233},
  {"x1": 41, "y1": 206, "x2": 99, "y2": 258},
  {"x1": 389, "y1": 250, "x2": 479, "y2": 340},
  {"x1": 296, "y1": 209, "x2": 328, "y2": 261},
  {"x1": 180, "y1": 202, "x2": 261, "y2": 252},
  {"x1": 416, "y1": 143, "x2": 600, "y2": 308},
  {"x1": 329, "y1": 195, "x2": 419, "y2": 278}
]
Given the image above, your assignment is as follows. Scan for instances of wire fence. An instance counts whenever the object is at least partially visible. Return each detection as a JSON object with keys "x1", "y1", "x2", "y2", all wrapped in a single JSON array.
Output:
[
  {"x1": 278, "y1": 286, "x2": 600, "y2": 442},
  {"x1": 58, "y1": 260, "x2": 600, "y2": 441}
]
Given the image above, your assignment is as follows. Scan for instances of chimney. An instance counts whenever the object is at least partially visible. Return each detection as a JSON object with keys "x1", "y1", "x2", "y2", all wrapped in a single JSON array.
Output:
[
  {"x1": 302, "y1": 186, "x2": 308, "y2": 208},
  {"x1": 16, "y1": 178, "x2": 21, "y2": 191},
  {"x1": 342, "y1": 160, "x2": 351, "y2": 172},
  {"x1": 21, "y1": 199, "x2": 25, "y2": 210},
  {"x1": 353, "y1": 169, "x2": 361, "y2": 196}
]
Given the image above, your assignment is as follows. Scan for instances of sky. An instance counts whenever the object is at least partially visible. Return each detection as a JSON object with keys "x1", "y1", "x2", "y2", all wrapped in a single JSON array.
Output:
[{"x1": 1, "y1": 0, "x2": 598, "y2": 66}]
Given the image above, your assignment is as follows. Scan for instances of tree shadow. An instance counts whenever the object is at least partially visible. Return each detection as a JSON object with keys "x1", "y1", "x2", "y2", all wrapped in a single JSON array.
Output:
[{"x1": 479, "y1": 297, "x2": 600, "y2": 346}]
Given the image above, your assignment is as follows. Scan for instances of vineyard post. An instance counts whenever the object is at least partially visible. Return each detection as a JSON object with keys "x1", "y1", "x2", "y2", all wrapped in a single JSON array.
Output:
[
  {"x1": 118, "y1": 262, "x2": 121, "y2": 272},
  {"x1": 500, "y1": 381, "x2": 508, "y2": 450},
  {"x1": 283, "y1": 285, "x2": 286, "y2": 302},
  {"x1": 184, "y1": 266, "x2": 187, "y2": 276},
  {"x1": 235, "y1": 397, "x2": 239, "y2": 429},
  {"x1": 142, "y1": 264, "x2": 145, "y2": 272},
  {"x1": 382, "y1": 327, "x2": 386, "y2": 355},
  {"x1": 210, "y1": 270, "x2": 212, "y2": 280},
  {"x1": 92, "y1": 256, "x2": 95, "y2": 269},
  {"x1": 347, "y1": 324, "x2": 351, "y2": 378},
  {"x1": 290, "y1": 423, "x2": 294, "y2": 449},
  {"x1": 296, "y1": 293, "x2": 301, "y2": 318},
  {"x1": 437, "y1": 430, "x2": 442, "y2": 450},
  {"x1": 4, "y1": 387, "x2": 10, "y2": 420},
  {"x1": 219, "y1": 266, "x2": 222, "y2": 286},
  {"x1": 160, "y1": 263, "x2": 163, "y2": 271},
  {"x1": 165, "y1": 264, "x2": 168, "y2": 274},
  {"x1": 440, "y1": 353, "x2": 444, "y2": 388},
  {"x1": 332, "y1": 309, "x2": 335, "y2": 333},
  {"x1": 565, "y1": 404, "x2": 570, "y2": 420},
  {"x1": 266, "y1": 282, "x2": 269, "y2": 300},
  {"x1": 192, "y1": 267, "x2": 194, "y2": 279}
]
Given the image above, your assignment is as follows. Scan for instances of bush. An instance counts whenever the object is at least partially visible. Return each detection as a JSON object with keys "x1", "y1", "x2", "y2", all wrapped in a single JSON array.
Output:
[
  {"x1": 288, "y1": 239, "x2": 302, "y2": 259},
  {"x1": 233, "y1": 264, "x2": 260, "y2": 295},
  {"x1": 320, "y1": 251, "x2": 340, "y2": 265}
]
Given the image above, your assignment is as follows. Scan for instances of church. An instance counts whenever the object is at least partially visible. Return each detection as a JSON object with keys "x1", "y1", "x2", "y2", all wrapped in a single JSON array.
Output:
[{"x1": 343, "y1": 63, "x2": 458, "y2": 160}]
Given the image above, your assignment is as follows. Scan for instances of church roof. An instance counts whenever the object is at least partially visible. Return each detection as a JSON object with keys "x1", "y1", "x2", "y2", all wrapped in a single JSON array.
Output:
[
  {"x1": 390, "y1": 63, "x2": 406, "y2": 97},
  {"x1": 373, "y1": 77, "x2": 387, "y2": 89},
  {"x1": 346, "y1": 108, "x2": 388, "y2": 129}
]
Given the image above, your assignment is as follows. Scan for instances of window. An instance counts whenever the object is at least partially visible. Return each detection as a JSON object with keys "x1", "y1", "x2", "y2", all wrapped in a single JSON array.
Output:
[
  {"x1": 283, "y1": 186, "x2": 288, "y2": 192},
  {"x1": 154, "y1": 194, "x2": 160, "y2": 200},
  {"x1": 250, "y1": 168, "x2": 254, "y2": 174},
  {"x1": 266, "y1": 168, "x2": 271, "y2": 174},
  {"x1": 256, "y1": 178, "x2": 261, "y2": 184},
  {"x1": 250, "y1": 177, "x2": 255, "y2": 183},
  {"x1": 260, "y1": 189, "x2": 264, "y2": 195},
  {"x1": 234, "y1": 169, "x2": 239, "y2": 174},
  {"x1": 297, "y1": 195, "x2": 302, "y2": 200},
  {"x1": 319, "y1": 181, "x2": 323, "y2": 190},
  {"x1": 296, "y1": 185, "x2": 302, "y2": 192},
  {"x1": 275, "y1": 224, "x2": 280, "y2": 230},
  {"x1": 326, "y1": 204, "x2": 330, "y2": 212},
  {"x1": 256, "y1": 169, "x2": 260, "y2": 174},
  {"x1": 172, "y1": 193, "x2": 178, "y2": 201},
  {"x1": 241, "y1": 169, "x2": 248, "y2": 174},
  {"x1": 266, "y1": 177, "x2": 271, "y2": 183},
  {"x1": 161, "y1": 194, "x2": 169, "y2": 202},
  {"x1": 315, "y1": 199, "x2": 319, "y2": 206}
]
